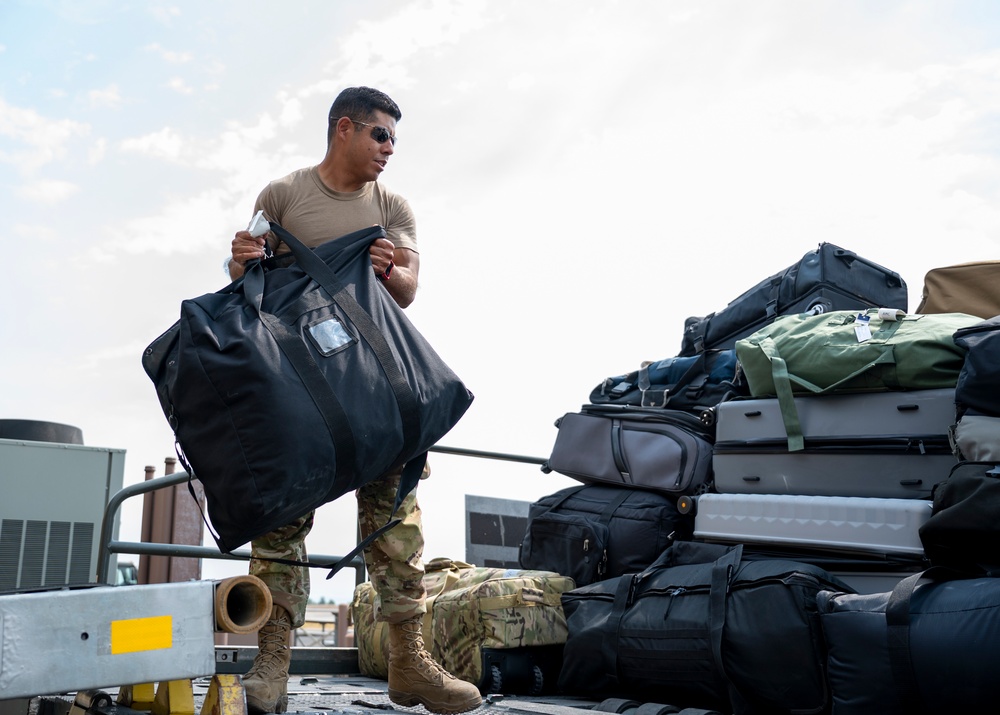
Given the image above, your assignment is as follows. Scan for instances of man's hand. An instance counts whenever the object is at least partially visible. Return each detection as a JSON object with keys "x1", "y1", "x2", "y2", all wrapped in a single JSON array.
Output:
[
  {"x1": 229, "y1": 230, "x2": 267, "y2": 280},
  {"x1": 369, "y1": 237, "x2": 395, "y2": 275}
]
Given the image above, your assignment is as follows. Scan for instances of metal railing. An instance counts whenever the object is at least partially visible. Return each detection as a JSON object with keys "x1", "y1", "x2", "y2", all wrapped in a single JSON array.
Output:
[{"x1": 95, "y1": 445, "x2": 545, "y2": 586}]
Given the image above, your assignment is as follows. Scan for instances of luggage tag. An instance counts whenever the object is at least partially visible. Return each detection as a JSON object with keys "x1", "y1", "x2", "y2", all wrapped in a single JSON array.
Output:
[{"x1": 854, "y1": 313, "x2": 872, "y2": 342}]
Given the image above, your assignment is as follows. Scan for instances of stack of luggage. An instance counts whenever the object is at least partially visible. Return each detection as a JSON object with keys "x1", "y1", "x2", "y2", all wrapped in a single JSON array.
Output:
[{"x1": 510, "y1": 247, "x2": 1000, "y2": 713}]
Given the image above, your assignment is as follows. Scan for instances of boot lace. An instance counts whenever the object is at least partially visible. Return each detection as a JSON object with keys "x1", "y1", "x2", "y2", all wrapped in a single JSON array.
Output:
[
  {"x1": 246, "y1": 611, "x2": 291, "y2": 679},
  {"x1": 397, "y1": 621, "x2": 453, "y2": 680}
]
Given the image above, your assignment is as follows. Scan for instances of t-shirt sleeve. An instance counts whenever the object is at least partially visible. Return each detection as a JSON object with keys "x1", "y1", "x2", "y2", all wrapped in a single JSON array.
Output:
[{"x1": 385, "y1": 193, "x2": 418, "y2": 253}]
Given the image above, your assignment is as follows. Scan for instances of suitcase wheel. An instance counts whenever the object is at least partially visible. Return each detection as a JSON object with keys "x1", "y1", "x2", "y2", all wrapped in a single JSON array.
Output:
[
  {"x1": 634, "y1": 703, "x2": 681, "y2": 715},
  {"x1": 677, "y1": 495, "x2": 696, "y2": 515},
  {"x1": 594, "y1": 699, "x2": 641, "y2": 713}
]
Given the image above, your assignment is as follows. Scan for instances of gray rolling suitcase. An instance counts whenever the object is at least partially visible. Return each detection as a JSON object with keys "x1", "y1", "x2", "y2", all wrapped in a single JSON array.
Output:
[{"x1": 713, "y1": 388, "x2": 957, "y2": 498}]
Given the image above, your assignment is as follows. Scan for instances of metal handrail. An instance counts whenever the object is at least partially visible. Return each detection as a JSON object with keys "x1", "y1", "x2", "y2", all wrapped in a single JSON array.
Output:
[
  {"x1": 96, "y1": 445, "x2": 545, "y2": 585},
  {"x1": 95, "y1": 470, "x2": 366, "y2": 584}
]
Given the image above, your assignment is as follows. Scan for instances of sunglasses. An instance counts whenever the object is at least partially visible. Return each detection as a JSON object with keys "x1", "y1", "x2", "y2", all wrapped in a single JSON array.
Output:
[{"x1": 351, "y1": 120, "x2": 396, "y2": 146}]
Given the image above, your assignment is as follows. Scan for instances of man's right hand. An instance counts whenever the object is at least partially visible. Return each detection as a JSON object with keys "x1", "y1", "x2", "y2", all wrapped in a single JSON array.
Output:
[{"x1": 229, "y1": 230, "x2": 267, "y2": 280}]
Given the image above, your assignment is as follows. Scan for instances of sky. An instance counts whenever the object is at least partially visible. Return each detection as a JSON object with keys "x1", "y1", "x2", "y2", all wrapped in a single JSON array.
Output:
[{"x1": 3, "y1": 0, "x2": 1000, "y2": 604}]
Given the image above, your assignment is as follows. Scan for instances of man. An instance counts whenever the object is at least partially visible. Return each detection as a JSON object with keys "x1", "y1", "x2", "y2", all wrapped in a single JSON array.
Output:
[{"x1": 228, "y1": 86, "x2": 482, "y2": 715}]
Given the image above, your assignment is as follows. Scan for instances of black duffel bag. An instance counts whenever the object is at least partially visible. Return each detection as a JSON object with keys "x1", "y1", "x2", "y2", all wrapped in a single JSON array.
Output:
[
  {"x1": 954, "y1": 315, "x2": 1000, "y2": 418},
  {"x1": 518, "y1": 484, "x2": 693, "y2": 587},
  {"x1": 589, "y1": 349, "x2": 743, "y2": 416},
  {"x1": 919, "y1": 461, "x2": 1000, "y2": 570},
  {"x1": 559, "y1": 541, "x2": 851, "y2": 715},
  {"x1": 142, "y1": 223, "x2": 474, "y2": 554},
  {"x1": 819, "y1": 567, "x2": 1000, "y2": 715}
]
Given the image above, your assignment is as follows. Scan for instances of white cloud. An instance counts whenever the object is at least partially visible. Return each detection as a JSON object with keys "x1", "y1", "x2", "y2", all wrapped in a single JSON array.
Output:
[
  {"x1": 0, "y1": 98, "x2": 89, "y2": 173},
  {"x1": 145, "y1": 42, "x2": 192, "y2": 64},
  {"x1": 120, "y1": 127, "x2": 185, "y2": 161},
  {"x1": 166, "y1": 77, "x2": 194, "y2": 94},
  {"x1": 16, "y1": 179, "x2": 80, "y2": 203},
  {"x1": 149, "y1": 5, "x2": 181, "y2": 24},
  {"x1": 88, "y1": 84, "x2": 123, "y2": 109}
]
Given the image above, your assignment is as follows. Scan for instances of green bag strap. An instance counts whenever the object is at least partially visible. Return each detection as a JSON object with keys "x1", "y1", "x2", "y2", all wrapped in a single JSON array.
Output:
[{"x1": 755, "y1": 317, "x2": 903, "y2": 451}]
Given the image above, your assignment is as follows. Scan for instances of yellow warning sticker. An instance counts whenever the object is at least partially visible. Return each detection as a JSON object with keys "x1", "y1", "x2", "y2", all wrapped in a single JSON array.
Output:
[{"x1": 110, "y1": 615, "x2": 173, "y2": 654}]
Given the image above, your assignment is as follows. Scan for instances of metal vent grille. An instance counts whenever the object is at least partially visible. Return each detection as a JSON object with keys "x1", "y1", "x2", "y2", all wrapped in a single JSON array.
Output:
[{"x1": 0, "y1": 519, "x2": 96, "y2": 590}]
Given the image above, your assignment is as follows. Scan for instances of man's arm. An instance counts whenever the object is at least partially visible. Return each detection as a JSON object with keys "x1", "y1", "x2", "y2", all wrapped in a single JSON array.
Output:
[{"x1": 370, "y1": 238, "x2": 419, "y2": 308}]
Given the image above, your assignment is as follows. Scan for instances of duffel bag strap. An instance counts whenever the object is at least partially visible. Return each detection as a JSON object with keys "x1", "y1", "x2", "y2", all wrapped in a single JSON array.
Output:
[
  {"x1": 708, "y1": 544, "x2": 744, "y2": 709},
  {"x1": 885, "y1": 564, "x2": 986, "y2": 715}
]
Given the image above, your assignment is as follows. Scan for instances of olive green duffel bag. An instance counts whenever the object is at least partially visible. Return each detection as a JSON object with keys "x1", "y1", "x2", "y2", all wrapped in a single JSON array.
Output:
[{"x1": 735, "y1": 308, "x2": 981, "y2": 451}]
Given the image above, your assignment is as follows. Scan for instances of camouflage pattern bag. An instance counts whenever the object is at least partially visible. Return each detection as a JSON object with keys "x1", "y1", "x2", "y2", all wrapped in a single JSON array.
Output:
[
  {"x1": 352, "y1": 560, "x2": 574, "y2": 693},
  {"x1": 429, "y1": 569, "x2": 575, "y2": 694},
  {"x1": 352, "y1": 557, "x2": 477, "y2": 678}
]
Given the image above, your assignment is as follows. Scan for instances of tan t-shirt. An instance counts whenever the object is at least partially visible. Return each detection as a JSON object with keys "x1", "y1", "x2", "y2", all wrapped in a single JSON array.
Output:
[{"x1": 254, "y1": 166, "x2": 417, "y2": 255}]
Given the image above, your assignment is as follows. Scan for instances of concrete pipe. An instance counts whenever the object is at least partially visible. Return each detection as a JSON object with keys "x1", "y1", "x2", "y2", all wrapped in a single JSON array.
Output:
[{"x1": 214, "y1": 574, "x2": 273, "y2": 634}]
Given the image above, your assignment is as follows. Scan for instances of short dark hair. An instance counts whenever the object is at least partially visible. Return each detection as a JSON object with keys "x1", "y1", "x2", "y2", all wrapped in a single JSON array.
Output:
[{"x1": 327, "y1": 87, "x2": 402, "y2": 145}]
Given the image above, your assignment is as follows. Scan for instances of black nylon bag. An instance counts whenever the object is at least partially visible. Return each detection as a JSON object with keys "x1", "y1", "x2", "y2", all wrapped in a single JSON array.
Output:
[
  {"x1": 559, "y1": 541, "x2": 850, "y2": 715},
  {"x1": 589, "y1": 349, "x2": 743, "y2": 416},
  {"x1": 679, "y1": 242, "x2": 908, "y2": 356},
  {"x1": 818, "y1": 568, "x2": 1000, "y2": 715},
  {"x1": 518, "y1": 484, "x2": 693, "y2": 586},
  {"x1": 954, "y1": 315, "x2": 1000, "y2": 418},
  {"x1": 919, "y1": 461, "x2": 1000, "y2": 570},
  {"x1": 142, "y1": 224, "x2": 474, "y2": 553}
]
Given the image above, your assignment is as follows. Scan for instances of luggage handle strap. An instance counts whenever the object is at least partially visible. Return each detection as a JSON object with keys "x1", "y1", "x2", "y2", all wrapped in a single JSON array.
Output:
[
  {"x1": 637, "y1": 352, "x2": 709, "y2": 408},
  {"x1": 709, "y1": 544, "x2": 744, "y2": 707},
  {"x1": 753, "y1": 333, "x2": 898, "y2": 451}
]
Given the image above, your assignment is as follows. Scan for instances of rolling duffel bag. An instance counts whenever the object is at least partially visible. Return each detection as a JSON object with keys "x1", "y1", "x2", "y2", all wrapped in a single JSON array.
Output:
[
  {"x1": 353, "y1": 558, "x2": 574, "y2": 694},
  {"x1": 734, "y1": 308, "x2": 980, "y2": 451},
  {"x1": 559, "y1": 541, "x2": 852, "y2": 715},
  {"x1": 142, "y1": 223, "x2": 474, "y2": 554},
  {"x1": 541, "y1": 405, "x2": 714, "y2": 496},
  {"x1": 518, "y1": 484, "x2": 693, "y2": 586},
  {"x1": 679, "y1": 242, "x2": 907, "y2": 356},
  {"x1": 818, "y1": 567, "x2": 1000, "y2": 715}
]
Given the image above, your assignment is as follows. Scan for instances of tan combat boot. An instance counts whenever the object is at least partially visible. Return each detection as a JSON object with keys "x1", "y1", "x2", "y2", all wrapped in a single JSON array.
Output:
[
  {"x1": 387, "y1": 619, "x2": 483, "y2": 714},
  {"x1": 243, "y1": 604, "x2": 292, "y2": 714}
]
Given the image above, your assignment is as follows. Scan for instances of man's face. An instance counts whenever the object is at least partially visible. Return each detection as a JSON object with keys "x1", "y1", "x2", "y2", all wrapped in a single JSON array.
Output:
[{"x1": 348, "y1": 110, "x2": 397, "y2": 182}]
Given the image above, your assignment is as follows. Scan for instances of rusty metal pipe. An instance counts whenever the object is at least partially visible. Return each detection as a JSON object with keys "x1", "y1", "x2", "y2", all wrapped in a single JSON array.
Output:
[{"x1": 214, "y1": 574, "x2": 272, "y2": 634}]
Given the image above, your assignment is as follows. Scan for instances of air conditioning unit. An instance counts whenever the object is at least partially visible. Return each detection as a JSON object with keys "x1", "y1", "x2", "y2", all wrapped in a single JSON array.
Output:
[{"x1": 0, "y1": 421, "x2": 124, "y2": 590}]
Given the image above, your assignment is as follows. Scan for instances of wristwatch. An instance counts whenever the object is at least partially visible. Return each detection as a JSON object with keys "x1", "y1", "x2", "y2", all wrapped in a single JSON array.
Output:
[{"x1": 377, "y1": 260, "x2": 394, "y2": 282}]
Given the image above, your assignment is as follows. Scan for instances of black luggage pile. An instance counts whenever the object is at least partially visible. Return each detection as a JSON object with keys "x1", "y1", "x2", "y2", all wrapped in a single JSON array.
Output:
[{"x1": 518, "y1": 243, "x2": 1000, "y2": 714}]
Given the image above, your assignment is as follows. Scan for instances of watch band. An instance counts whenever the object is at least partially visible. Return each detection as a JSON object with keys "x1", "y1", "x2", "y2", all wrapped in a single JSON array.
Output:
[{"x1": 377, "y1": 260, "x2": 394, "y2": 282}]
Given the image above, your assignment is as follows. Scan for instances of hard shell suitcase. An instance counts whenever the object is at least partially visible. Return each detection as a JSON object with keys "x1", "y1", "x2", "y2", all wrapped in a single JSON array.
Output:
[
  {"x1": 679, "y1": 242, "x2": 907, "y2": 356},
  {"x1": 693, "y1": 493, "x2": 932, "y2": 556},
  {"x1": 712, "y1": 389, "x2": 957, "y2": 498}
]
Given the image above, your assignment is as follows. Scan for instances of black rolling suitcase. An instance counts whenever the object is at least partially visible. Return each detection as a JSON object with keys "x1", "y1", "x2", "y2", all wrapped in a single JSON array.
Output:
[{"x1": 679, "y1": 242, "x2": 908, "y2": 356}]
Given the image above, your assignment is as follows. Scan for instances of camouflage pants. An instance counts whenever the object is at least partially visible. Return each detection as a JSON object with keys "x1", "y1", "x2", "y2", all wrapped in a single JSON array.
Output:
[{"x1": 250, "y1": 465, "x2": 427, "y2": 629}]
